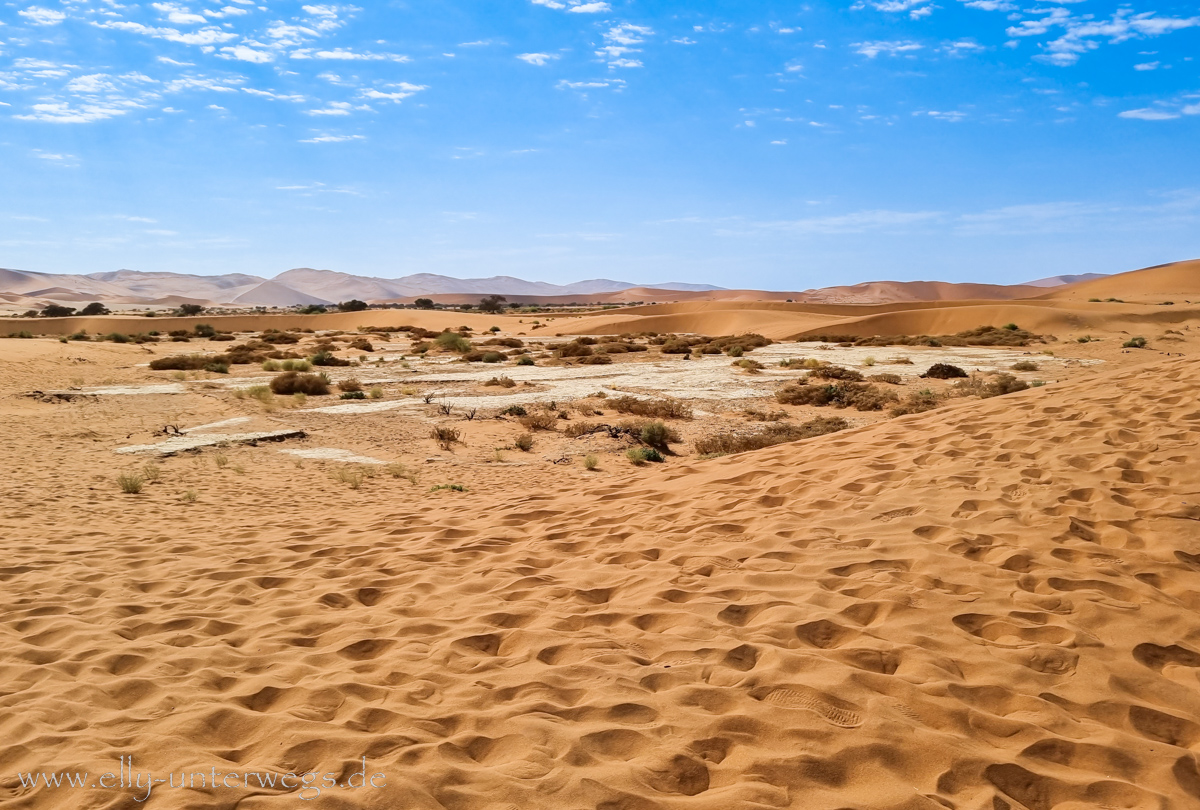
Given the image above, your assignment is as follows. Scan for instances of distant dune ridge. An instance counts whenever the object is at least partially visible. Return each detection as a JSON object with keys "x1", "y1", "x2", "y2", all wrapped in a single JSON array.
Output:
[
  {"x1": 0, "y1": 266, "x2": 724, "y2": 309},
  {"x1": 4, "y1": 260, "x2": 1199, "y2": 312}
]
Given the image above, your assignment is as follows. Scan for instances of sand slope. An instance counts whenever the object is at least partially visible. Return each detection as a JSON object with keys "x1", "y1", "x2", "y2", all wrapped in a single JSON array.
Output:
[
  {"x1": 1, "y1": 355, "x2": 1199, "y2": 808},
  {"x1": 1041, "y1": 259, "x2": 1200, "y2": 303}
]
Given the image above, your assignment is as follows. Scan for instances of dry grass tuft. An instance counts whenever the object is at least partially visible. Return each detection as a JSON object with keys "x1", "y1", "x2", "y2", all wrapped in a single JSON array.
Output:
[
  {"x1": 431, "y1": 426, "x2": 462, "y2": 449},
  {"x1": 270, "y1": 371, "x2": 330, "y2": 396},
  {"x1": 117, "y1": 473, "x2": 144, "y2": 494},
  {"x1": 610, "y1": 395, "x2": 693, "y2": 420}
]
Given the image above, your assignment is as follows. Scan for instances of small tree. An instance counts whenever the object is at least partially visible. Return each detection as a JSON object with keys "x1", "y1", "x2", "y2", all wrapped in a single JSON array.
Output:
[
  {"x1": 178, "y1": 304, "x2": 205, "y2": 316},
  {"x1": 80, "y1": 302, "x2": 110, "y2": 316},
  {"x1": 41, "y1": 304, "x2": 77, "y2": 317},
  {"x1": 338, "y1": 299, "x2": 368, "y2": 312},
  {"x1": 478, "y1": 295, "x2": 507, "y2": 314},
  {"x1": 414, "y1": 298, "x2": 435, "y2": 309},
  {"x1": 300, "y1": 304, "x2": 327, "y2": 314}
]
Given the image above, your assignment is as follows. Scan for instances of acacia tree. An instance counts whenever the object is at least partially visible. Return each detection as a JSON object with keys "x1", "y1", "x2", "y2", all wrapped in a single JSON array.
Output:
[
  {"x1": 478, "y1": 295, "x2": 507, "y2": 314},
  {"x1": 80, "y1": 302, "x2": 110, "y2": 316}
]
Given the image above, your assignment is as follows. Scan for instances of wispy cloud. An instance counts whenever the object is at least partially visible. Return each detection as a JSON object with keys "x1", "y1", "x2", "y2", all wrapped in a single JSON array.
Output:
[
  {"x1": 853, "y1": 40, "x2": 923, "y2": 58},
  {"x1": 517, "y1": 53, "x2": 559, "y2": 66}
]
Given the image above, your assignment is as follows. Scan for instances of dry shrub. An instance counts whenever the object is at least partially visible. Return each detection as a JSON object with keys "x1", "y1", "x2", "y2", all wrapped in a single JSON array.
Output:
[
  {"x1": 808, "y1": 365, "x2": 863, "y2": 382},
  {"x1": 485, "y1": 375, "x2": 516, "y2": 388},
  {"x1": 348, "y1": 337, "x2": 374, "y2": 352},
  {"x1": 776, "y1": 381, "x2": 897, "y2": 411},
  {"x1": 311, "y1": 350, "x2": 351, "y2": 367},
  {"x1": 638, "y1": 420, "x2": 674, "y2": 450},
  {"x1": 556, "y1": 341, "x2": 594, "y2": 358},
  {"x1": 954, "y1": 373, "x2": 1029, "y2": 399},
  {"x1": 610, "y1": 395, "x2": 693, "y2": 420},
  {"x1": 564, "y1": 421, "x2": 597, "y2": 438},
  {"x1": 577, "y1": 354, "x2": 613, "y2": 365},
  {"x1": 519, "y1": 413, "x2": 559, "y2": 431},
  {"x1": 514, "y1": 432, "x2": 534, "y2": 451},
  {"x1": 734, "y1": 358, "x2": 765, "y2": 373},
  {"x1": 921, "y1": 363, "x2": 968, "y2": 379},
  {"x1": 269, "y1": 371, "x2": 330, "y2": 395},
  {"x1": 338, "y1": 377, "x2": 363, "y2": 392},
  {"x1": 431, "y1": 426, "x2": 461, "y2": 449},
  {"x1": 743, "y1": 408, "x2": 787, "y2": 422},
  {"x1": 484, "y1": 337, "x2": 524, "y2": 348},
  {"x1": 149, "y1": 354, "x2": 213, "y2": 371},
  {"x1": 694, "y1": 416, "x2": 848, "y2": 456},
  {"x1": 1011, "y1": 360, "x2": 1039, "y2": 371},
  {"x1": 890, "y1": 389, "x2": 942, "y2": 416},
  {"x1": 805, "y1": 325, "x2": 1046, "y2": 348},
  {"x1": 259, "y1": 330, "x2": 300, "y2": 345},
  {"x1": 887, "y1": 356, "x2": 914, "y2": 365},
  {"x1": 868, "y1": 373, "x2": 902, "y2": 385}
]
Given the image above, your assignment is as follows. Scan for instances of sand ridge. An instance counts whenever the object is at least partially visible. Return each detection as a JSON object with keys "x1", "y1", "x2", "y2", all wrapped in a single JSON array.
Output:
[{"x1": 1, "y1": 354, "x2": 1199, "y2": 808}]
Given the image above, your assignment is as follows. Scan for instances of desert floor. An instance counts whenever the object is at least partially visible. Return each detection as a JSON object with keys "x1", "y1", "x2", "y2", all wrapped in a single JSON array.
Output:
[{"x1": 0, "y1": 310, "x2": 1198, "y2": 809}]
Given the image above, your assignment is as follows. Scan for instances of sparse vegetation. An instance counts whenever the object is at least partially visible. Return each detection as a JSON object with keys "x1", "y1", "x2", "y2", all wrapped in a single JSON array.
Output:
[
  {"x1": 1123, "y1": 336, "x2": 1147, "y2": 349},
  {"x1": 500, "y1": 404, "x2": 528, "y2": 417},
  {"x1": 430, "y1": 483, "x2": 467, "y2": 492},
  {"x1": 890, "y1": 389, "x2": 942, "y2": 417},
  {"x1": 514, "y1": 432, "x2": 535, "y2": 452},
  {"x1": 808, "y1": 365, "x2": 864, "y2": 382},
  {"x1": 516, "y1": 355, "x2": 536, "y2": 366},
  {"x1": 610, "y1": 396, "x2": 693, "y2": 420},
  {"x1": 340, "y1": 391, "x2": 366, "y2": 400},
  {"x1": 868, "y1": 373, "x2": 902, "y2": 385},
  {"x1": 117, "y1": 473, "x2": 144, "y2": 494},
  {"x1": 519, "y1": 413, "x2": 559, "y2": 431},
  {"x1": 626, "y1": 446, "x2": 664, "y2": 465},
  {"x1": 149, "y1": 354, "x2": 216, "y2": 371},
  {"x1": 432, "y1": 426, "x2": 462, "y2": 449},
  {"x1": 584, "y1": 454, "x2": 600, "y2": 470},
  {"x1": 693, "y1": 416, "x2": 848, "y2": 456},
  {"x1": 954, "y1": 373, "x2": 1030, "y2": 399},
  {"x1": 332, "y1": 467, "x2": 366, "y2": 489},
  {"x1": 269, "y1": 371, "x2": 331, "y2": 396},
  {"x1": 1011, "y1": 360, "x2": 1039, "y2": 371},
  {"x1": 485, "y1": 375, "x2": 516, "y2": 388},
  {"x1": 776, "y1": 380, "x2": 898, "y2": 411}
]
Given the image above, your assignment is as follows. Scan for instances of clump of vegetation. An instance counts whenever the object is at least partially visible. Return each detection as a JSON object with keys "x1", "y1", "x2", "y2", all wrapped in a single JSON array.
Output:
[
  {"x1": 387, "y1": 462, "x2": 418, "y2": 484},
  {"x1": 1011, "y1": 360, "x2": 1039, "y2": 371},
  {"x1": 921, "y1": 363, "x2": 968, "y2": 379},
  {"x1": 331, "y1": 467, "x2": 366, "y2": 489},
  {"x1": 776, "y1": 381, "x2": 898, "y2": 411},
  {"x1": 269, "y1": 371, "x2": 330, "y2": 396},
  {"x1": 311, "y1": 350, "x2": 351, "y2": 367},
  {"x1": 556, "y1": 340, "x2": 595, "y2": 358},
  {"x1": 638, "y1": 420, "x2": 675, "y2": 450},
  {"x1": 262, "y1": 358, "x2": 312, "y2": 372},
  {"x1": 338, "y1": 377, "x2": 363, "y2": 392},
  {"x1": 436, "y1": 331, "x2": 473, "y2": 353},
  {"x1": 480, "y1": 351, "x2": 505, "y2": 363},
  {"x1": 485, "y1": 375, "x2": 516, "y2": 388},
  {"x1": 499, "y1": 404, "x2": 528, "y2": 417},
  {"x1": 733, "y1": 358, "x2": 765, "y2": 373},
  {"x1": 516, "y1": 355, "x2": 536, "y2": 366},
  {"x1": 514, "y1": 432, "x2": 535, "y2": 452},
  {"x1": 610, "y1": 396, "x2": 693, "y2": 420},
  {"x1": 369, "y1": 386, "x2": 383, "y2": 399},
  {"x1": 627, "y1": 447, "x2": 664, "y2": 465},
  {"x1": 340, "y1": 391, "x2": 366, "y2": 400},
  {"x1": 890, "y1": 389, "x2": 942, "y2": 417},
  {"x1": 430, "y1": 483, "x2": 467, "y2": 492},
  {"x1": 431, "y1": 426, "x2": 462, "y2": 450},
  {"x1": 519, "y1": 413, "x2": 559, "y2": 431},
  {"x1": 693, "y1": 416, "x2": 848, "y2": 456},
  {"x1": 1123, "y1": 336, "x2": 1147, "y2": 349},
  {"x1": 805, "y1": 325, "x2": 1047, "y2": 348},
  {"x1": 204, "y1": 360, "x2": 229, "y2": 374},
  {"x1": 808, "y1": 365, "x2": 864, "y2": 382},
  {"x1": 117, "y1": 473, "x2": 145, "y2": 494},
  {"x1": 743, "y1": 408, "x2": 787, "y2": 421},
  {"x1": 577, "y1": 354, "x2": 613, "y2": 365},
  {"x1": 868, "y1": 373, "x2": 902, "y2": 385},
  {"x1": 584, "y1": 454, "x2": 600, "y2": 470},
  {"x1": 149, "y1": 354, "x2": 216, "y2": 371},
  {"x1": 953, "y1": 373, "x2": 1029, "y2": 399}
]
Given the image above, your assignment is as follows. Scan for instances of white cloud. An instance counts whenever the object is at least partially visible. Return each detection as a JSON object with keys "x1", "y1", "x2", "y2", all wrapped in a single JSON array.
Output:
[
  {"x1": 1006, "y1": 8, "x2": 1200, "y2": 66},
  {"x1": 866, "y1": 0, "x2": 935, "y2": 20},
  {"x1": 15, "y1": 101, "x2": 137, "y2": 123},
  {"x1": 156, "y1": 56, "x2": 195, "y2": 66},
  {"x1": 242, "y1": 87, "x2": 306, "y2": 101},
  {"x1": 152, "y1": 3, "x2": 207, "y2": 25},
  {"x1": 556, "y1": 79, "x2": 623, "y2": 90},
  {"x1": 18, "y1": 7, "x2": 67, "y2": 26},
  {"x1": 568, "y1": 2, "x2": 610, "y2": 11},
  {"x1": 517, "y1": 52, "x2": 558, "y2": 66},
  {"x1": 960, "y1": 0, "x2": 1016, "y2": 10},
  {"x1": 220, "y1": 44, "x2": 274, "y2": 62},
  {"x1": 853, "y1": 40, "x2": 923, "y2": 58},
  {"x1": 598, "y1": 24, "x2": 653, "y2": 68},
  {"x1": 1118, "y1": 108, "x2": 1179, "y2": 120},
  {"x1": 359, "y1": 82, "x2": 427, "y2": 101},
  {"x1": 299, "y1": 134, "x2": 366, "y2": 143},
  {"x1": 291, "y1": 48, "x2": 406, "y2": 61},
  {"x1": 771, "y1": 139, "x2": 787, "y2": 145},
  {"x1": 1134, "y1": 61, "x2": 1159, "y2": 70},
  {"x1": 531, "y1": 0, "x2": 608, "y2": 9}
]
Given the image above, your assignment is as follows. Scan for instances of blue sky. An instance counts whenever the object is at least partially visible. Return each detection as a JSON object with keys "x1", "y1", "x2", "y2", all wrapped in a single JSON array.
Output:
[{"x1": 0, "y1": 0, "x2": 1197, "y2": 289}]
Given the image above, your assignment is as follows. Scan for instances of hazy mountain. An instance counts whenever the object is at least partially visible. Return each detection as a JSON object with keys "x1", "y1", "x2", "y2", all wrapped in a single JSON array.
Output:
[
  {"x1": 0, "y1": 267, "x2": 724, "y2": 307},
  {"x1": 1021, "y1": 273, "x2": 1109, "y2": 287}
]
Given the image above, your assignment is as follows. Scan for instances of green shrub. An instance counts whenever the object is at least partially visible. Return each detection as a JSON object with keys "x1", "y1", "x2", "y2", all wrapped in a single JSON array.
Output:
[
  {"x1": 808, "y1": 365, "x2": 863, "y2": 381},
  {"x1": 500, "y1": 404, "x2": 528, "y2": 417},
  {"x1": 481, "y1": 351, "x2": 504, "y2": 363},
  {"x1": 435, "y1": 331, "x2": 472, "y2": 353},
  {"x1": 340, "y1": 391, "x2": 366, "y2": 400},
  {"x1": 194, "y1": 323, "x2": 216, "y2": 337},
  {"x1": 516, "y1": 355, "x2": 535, "y2": 366},
  {"x1": 311, "y1": 350, "x2": 351, "y2": 367},
  {"x1": 204, "y1": 361, "x2": 229, "y2": 374},
  {"x1": 627, "y1": 447, "x2": 664, "y2": 464},
  {"x1": 117, "y1": 473, "x2": 144, "y2": 494},
  {"x1": 639, "y1": 420, "x2": 673, "y2": 450},
  {"x1": 1123, "y1": 336, "x2": 1147, "y2": 349}
]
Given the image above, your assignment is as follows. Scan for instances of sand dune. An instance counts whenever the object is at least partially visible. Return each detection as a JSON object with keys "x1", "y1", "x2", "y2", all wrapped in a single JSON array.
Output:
[
  {"x1": 1, "y1": 346, "x2": 1199, "y2": 808},
  {"x1": 1041, "y1": 259, "x2": 1200, "y2": 303}
]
